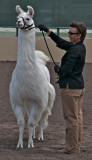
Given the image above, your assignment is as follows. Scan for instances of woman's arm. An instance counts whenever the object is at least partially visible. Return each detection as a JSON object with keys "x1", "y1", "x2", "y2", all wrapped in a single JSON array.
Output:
[
  {"x1": 38, "y1": 24, "x2": 73, "y2": 51},
  {"x1": 48, "y1": 30, "x2": 73, "y2": 51}
]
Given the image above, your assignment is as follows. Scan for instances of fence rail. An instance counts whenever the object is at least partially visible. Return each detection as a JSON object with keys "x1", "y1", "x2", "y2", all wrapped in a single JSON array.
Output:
[{"x1": 0, "y1": 27, "x2": 92, "y2": 38}]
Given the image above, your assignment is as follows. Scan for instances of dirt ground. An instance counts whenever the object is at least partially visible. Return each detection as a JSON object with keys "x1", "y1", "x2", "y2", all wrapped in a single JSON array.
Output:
[{"x1": 0, "y1": 62, "x2": 92, "y2": 160}]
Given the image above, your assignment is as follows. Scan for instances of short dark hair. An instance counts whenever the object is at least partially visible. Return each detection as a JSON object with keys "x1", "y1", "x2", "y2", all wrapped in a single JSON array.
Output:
[{"x1": 69, "y1": 21, "x2": 87, "y2": 42}]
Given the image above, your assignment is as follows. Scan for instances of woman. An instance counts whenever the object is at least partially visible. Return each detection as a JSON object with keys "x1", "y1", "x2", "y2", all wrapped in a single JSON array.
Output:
[{"x1": 38, "y1": 21, "x2": 87, "y2": 154}]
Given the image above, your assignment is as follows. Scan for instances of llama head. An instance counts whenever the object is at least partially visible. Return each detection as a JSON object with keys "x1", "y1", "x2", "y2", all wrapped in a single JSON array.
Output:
[{"x1": 16, "y1": 5, "x2": 34, "y2": 30}]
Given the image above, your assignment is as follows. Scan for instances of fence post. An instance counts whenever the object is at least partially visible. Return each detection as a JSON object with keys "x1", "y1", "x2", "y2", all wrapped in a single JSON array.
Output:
[
  {"x1": 57, "y1": 28, "x2": 60, "y2": 36},
  {"x1": 16, "y1": 27, "x2": 18, "y2": 37}
]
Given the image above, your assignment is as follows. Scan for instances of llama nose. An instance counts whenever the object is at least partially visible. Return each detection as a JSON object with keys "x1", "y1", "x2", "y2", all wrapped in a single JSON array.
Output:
[{"x1": 18, "y1": 21, "x2": 21, "y2": 24}]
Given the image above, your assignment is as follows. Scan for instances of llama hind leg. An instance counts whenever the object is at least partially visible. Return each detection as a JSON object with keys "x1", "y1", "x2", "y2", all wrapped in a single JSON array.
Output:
[
  {"x1": 38, "y1": 83, "x2": 55, "y2": 141},
  {"x1": 38, "y1": 109, "x2": 50, "y2": 141},
  {"x1": 32, "y1": 126, "x2": 36, "y2": 139},
  {"x1": 14, "y1": 106, "x2": 25, "y2": 149},
  {"x1": 28, "y1": 102, "x2": 44, "y2": 148},
  {"x1": 38, "y1": 116, "x2": 44, "y2": 140}
]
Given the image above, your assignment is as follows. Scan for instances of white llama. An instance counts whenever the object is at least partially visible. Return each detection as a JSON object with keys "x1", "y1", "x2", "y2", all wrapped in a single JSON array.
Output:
[{"x1": 9, "y1": 5, "x2": 55, "y2": 149}]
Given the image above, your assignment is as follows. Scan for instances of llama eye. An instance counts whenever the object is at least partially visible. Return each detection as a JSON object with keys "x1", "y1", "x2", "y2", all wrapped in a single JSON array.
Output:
[{"x1": 26, "y1": 18, "x2": 30, "y2": 21}]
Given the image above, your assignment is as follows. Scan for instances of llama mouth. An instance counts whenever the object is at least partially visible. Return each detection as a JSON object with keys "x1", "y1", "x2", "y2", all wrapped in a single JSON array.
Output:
[
  {"x1": 17, "y1": 24, "x2": 23, "y2": 28},
  {"x1": 16, "y1": 22, "x2": 23, "y2": 28},
  {"x1": 19, "y1": 25, "x2": 23, "y2": 28}
]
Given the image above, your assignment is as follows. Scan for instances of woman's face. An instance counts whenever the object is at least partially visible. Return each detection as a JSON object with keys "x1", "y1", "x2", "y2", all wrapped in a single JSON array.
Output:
[{"x1": 68, "y1": 27, "x2": 81, "y2": 44}]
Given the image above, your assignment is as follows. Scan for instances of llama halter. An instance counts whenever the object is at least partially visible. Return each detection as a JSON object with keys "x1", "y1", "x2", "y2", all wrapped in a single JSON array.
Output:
[{"x1": 17, "y1": 17, "x2": 35, "y2": 31}]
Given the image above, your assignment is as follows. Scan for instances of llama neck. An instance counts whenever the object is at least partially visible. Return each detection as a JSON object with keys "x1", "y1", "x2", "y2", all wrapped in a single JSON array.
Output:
[{"x1": 17, "y1": 28, "x2": 36, "y2": 65}]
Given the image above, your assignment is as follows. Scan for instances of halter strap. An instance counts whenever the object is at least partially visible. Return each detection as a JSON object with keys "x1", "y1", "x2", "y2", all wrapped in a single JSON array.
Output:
[{"x1": 17, "y1": 17, "x2": 35, "y2": 31}]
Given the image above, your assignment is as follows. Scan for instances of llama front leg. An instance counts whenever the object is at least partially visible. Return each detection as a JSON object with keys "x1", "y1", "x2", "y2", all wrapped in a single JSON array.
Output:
[
  {"x1": 14, "y1": 106, "x2": 25, "y2": 149},
  {"x1": 17, "y1": 123, "x2": 24, "y2": 149},
  {"x1": 28, "y1": 102, "x2": 36, "y2": 148},
  {"x1": 28, "y1": 125, "x2": 34, "y2": 148},
  {"x1": 28, "y1": 102, "x2": 43, "y2": 148}
]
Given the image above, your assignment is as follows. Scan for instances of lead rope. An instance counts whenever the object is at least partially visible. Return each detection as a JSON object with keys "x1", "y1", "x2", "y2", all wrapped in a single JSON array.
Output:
[{"x1": 42, "y1": 31, "x2": 56, "y2": 66}]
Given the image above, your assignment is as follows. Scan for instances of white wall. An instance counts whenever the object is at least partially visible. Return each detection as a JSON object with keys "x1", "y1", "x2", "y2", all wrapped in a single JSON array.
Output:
[{"x1": 0, "y1": 37, "x2": 92, "y2": 63}]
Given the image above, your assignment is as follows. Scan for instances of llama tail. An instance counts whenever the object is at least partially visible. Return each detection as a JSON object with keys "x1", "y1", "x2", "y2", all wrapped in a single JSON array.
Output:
[
  {"x1": 48, "y1": 83, "x2": 56, "y2": 112},
  {"x1": 35, "y1": 50, "x2": 50, "y2": 65},
  {"x1": 42, "y1": 82, "x2": 56, "y2": 129}
]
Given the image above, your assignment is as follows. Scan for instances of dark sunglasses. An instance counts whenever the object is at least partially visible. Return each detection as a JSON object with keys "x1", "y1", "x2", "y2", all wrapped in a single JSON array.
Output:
[{"x1": 68, "y1": 32, "x2": 79, "y2": 35}]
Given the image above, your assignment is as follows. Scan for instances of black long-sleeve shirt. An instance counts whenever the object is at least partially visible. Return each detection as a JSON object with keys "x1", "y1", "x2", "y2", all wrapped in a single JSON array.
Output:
[{"x1": 49, "y1": 32, "x2": 86, "y2": 89}]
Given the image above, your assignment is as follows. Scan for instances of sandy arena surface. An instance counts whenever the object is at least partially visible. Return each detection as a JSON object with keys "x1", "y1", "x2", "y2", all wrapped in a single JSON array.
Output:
[{"x1": 0, "y1": 62, "x2": 92, "y2": 160}]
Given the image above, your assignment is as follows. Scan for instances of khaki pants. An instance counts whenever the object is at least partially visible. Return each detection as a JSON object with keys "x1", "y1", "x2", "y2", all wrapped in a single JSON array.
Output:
[{"x1": 61, "y1": 86, "x2": 85, "y2": 153}]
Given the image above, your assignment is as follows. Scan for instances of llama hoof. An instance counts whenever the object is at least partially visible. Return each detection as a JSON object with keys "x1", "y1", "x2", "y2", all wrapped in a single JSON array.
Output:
[
  {"x1": 28, "y1": 144, "x2": 34, "y2": 148},
  {"x1": 32, "y1": 135, "x2": 36, "y2": 139},
  {"x1": 38, "y1": 137, "x2": 44, "y2": 141},
  {"x1": 28, "y1": 141, "x2": 34, "y2": 148},
  {"x1": 16, "y1": 144, "x2": 23, "y2": 149}
]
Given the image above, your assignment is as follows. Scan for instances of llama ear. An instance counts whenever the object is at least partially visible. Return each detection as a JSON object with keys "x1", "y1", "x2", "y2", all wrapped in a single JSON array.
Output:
[
  {"x1": 16, "y1": 5, "x2": 23, "y2": 14},
  {"x1": 27, "y1": 6, "x2": 34, "y2": 17}
]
